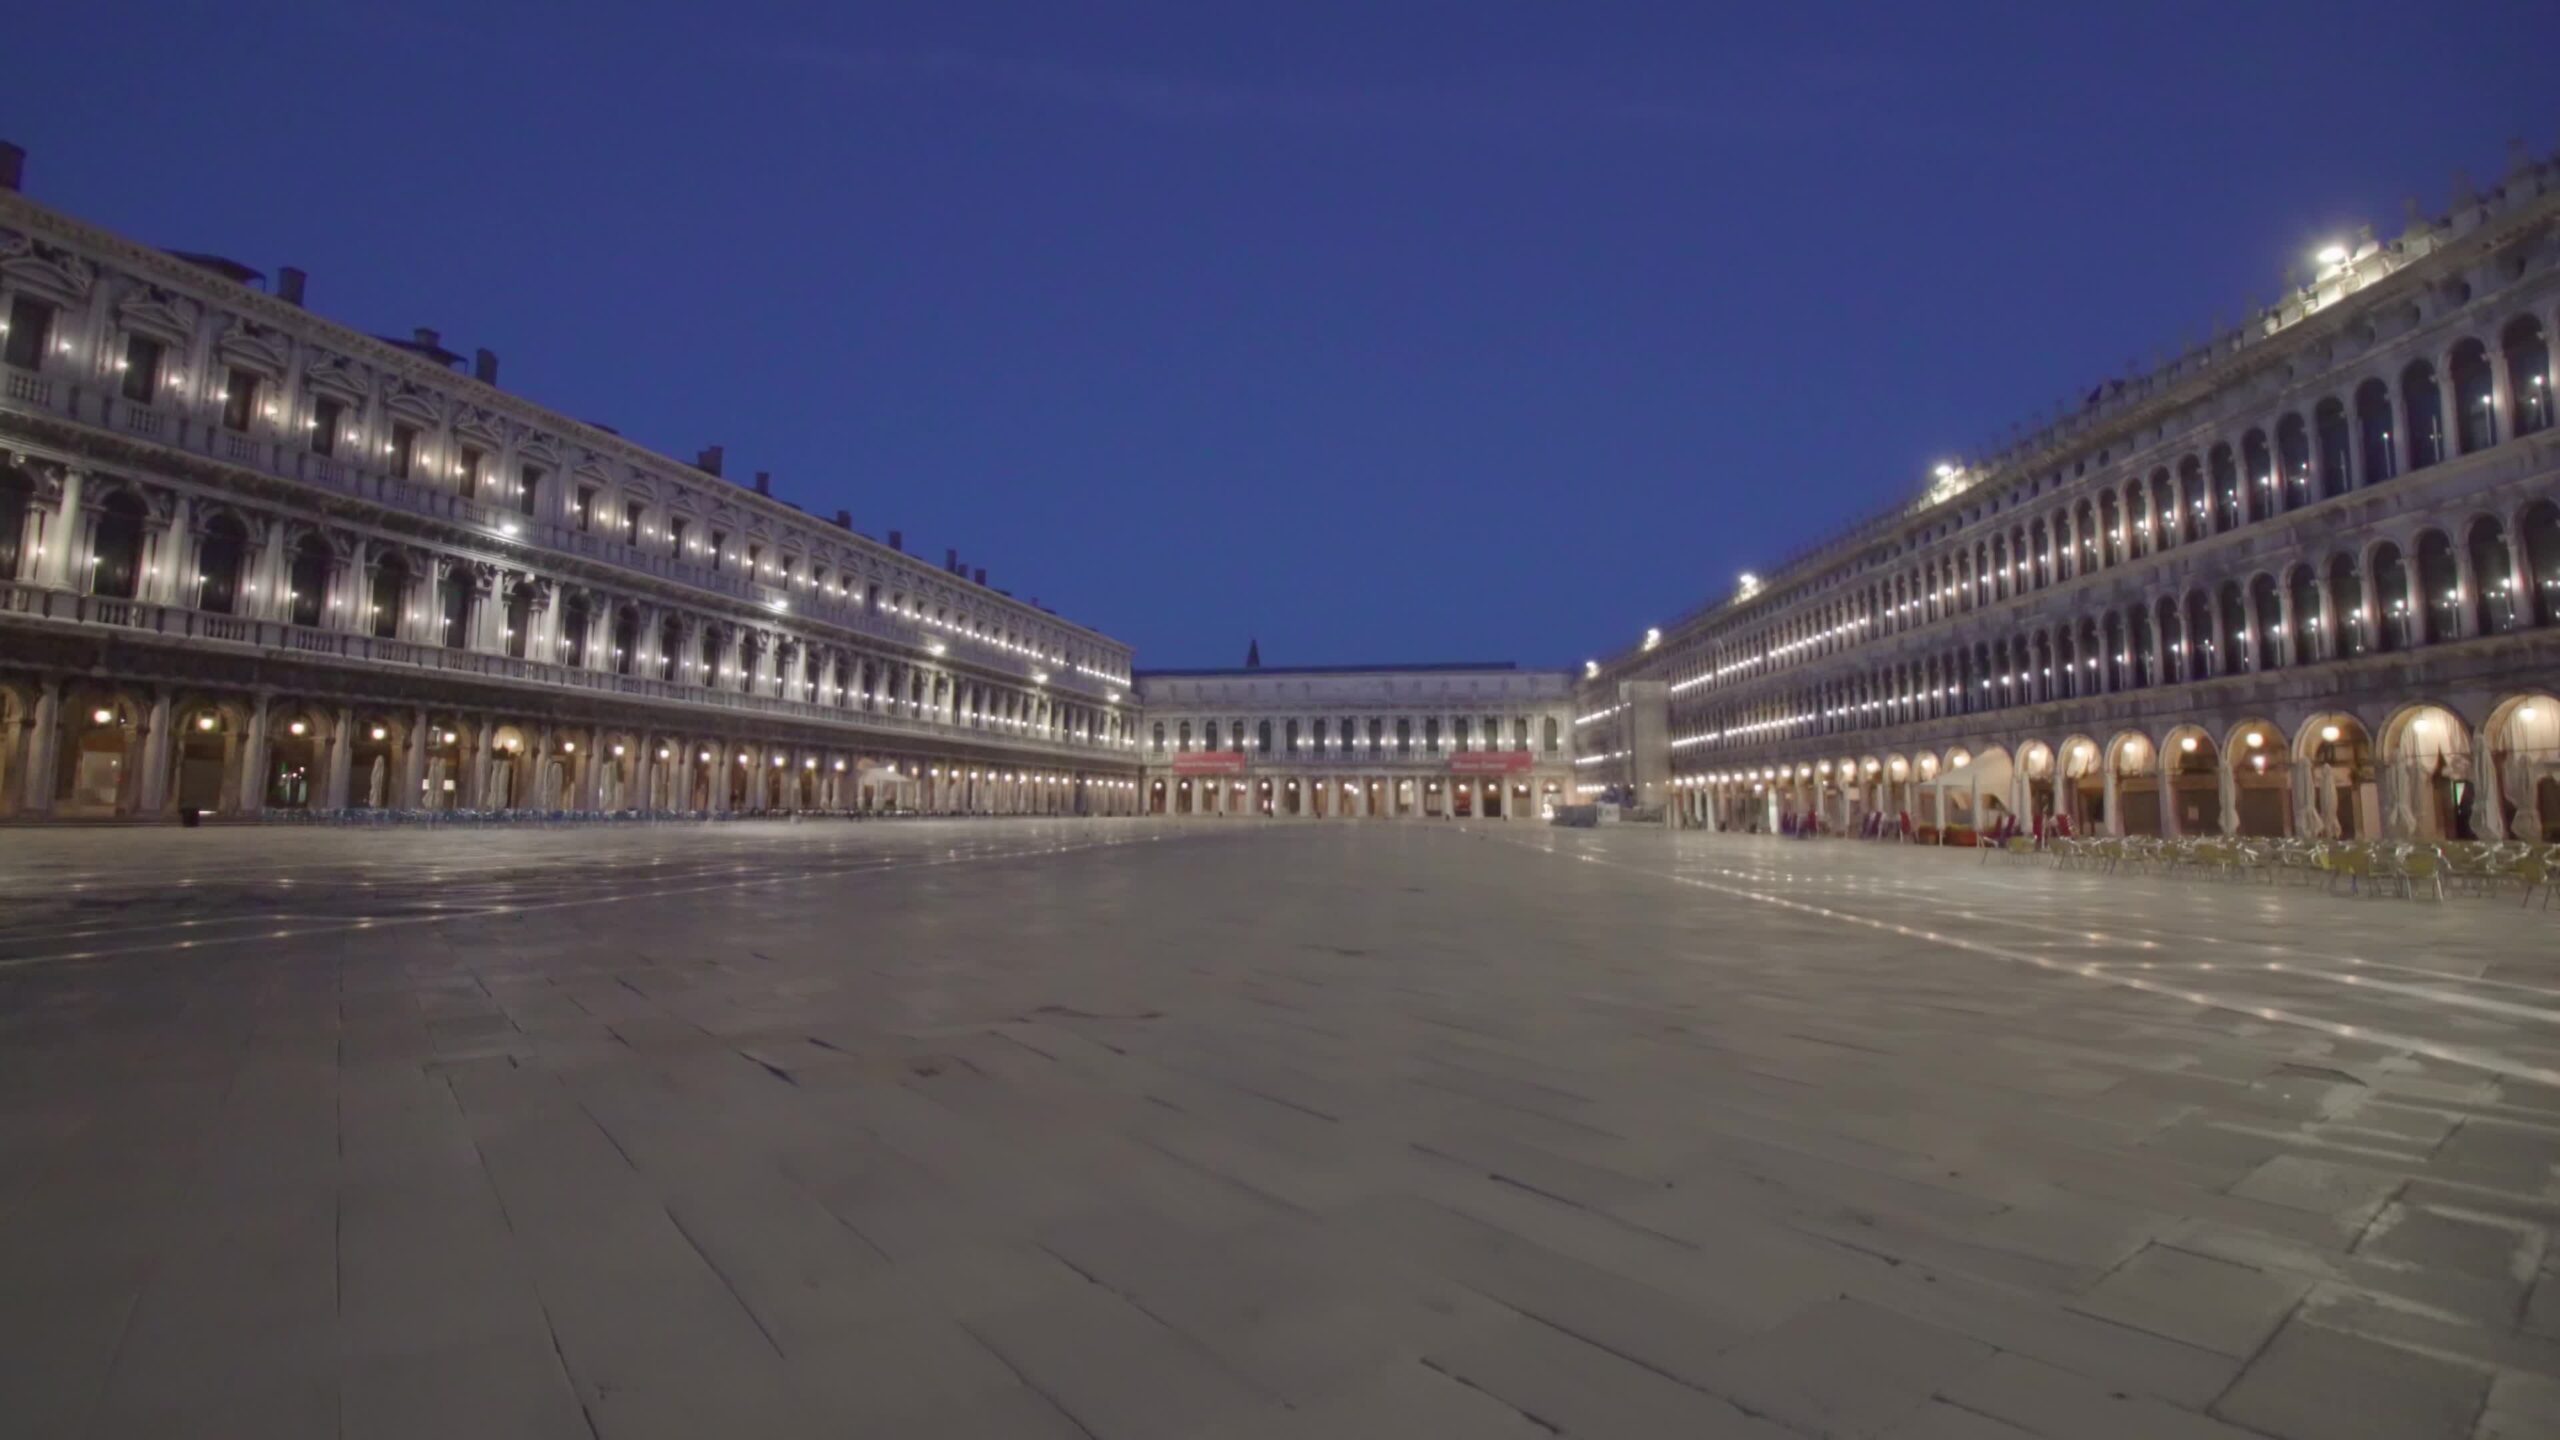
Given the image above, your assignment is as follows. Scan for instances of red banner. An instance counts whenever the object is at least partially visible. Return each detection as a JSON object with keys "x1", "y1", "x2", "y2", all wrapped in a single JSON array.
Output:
[
  {"x1": 1171, "y1": 751, "x2": 1248, "y2": 776},
  {"x1": 1448, "y1": 750, "x2": 1533, "y2": 776}
]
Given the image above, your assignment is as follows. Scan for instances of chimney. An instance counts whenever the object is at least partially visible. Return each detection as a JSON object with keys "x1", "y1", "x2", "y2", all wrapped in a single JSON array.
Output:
[
  {"x1": 887, "y1": 529, "x2": 903, "y2": 552},
  {"x1": 833, "y1": 509, "x2": 852, "y2": 529},
  {"x1": 695, "y1": 445, "x2": 724, "y2": 477},
  {"x1": 945, "y1": 547, "x2": 958, "y2": 573},
  {"x1": 0, "y1": 141, "x2": 23, "y2": 193},
  {"x1": 412, "y1": 327, "x2": 440, "y2": 350},
  {"x1": 973, "y1": 567, "x2": 986, "y2": 585},
  {"x1": 753, "y1": 470, "x2": 771, "y2": 496},
  {"x1": 472, "y1": 347, "x2": 498, "y2": 384},
  {"x1": 277, "y1": 267, "x2": 307, "y2": 305}
]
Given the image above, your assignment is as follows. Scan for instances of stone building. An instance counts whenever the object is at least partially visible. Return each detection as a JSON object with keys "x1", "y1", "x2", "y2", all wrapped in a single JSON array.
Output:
[
  {"x1": 0, "y1": 149, "x2": 1144, "y2": 818},
  {"x1": 1134, "y1": 661, "x2": 1576, "y2": 820},
  {"x1": 1578, "y1": 145, "x2": 2560, "y2": 844}
]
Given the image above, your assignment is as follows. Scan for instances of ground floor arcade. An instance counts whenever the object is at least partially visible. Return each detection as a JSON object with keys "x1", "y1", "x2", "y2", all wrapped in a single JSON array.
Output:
[
  {"x1": 1670, "y1": 689, "x2": 2560, "y2": 845},
  {"x1": 0, "y1": 673, "x2": 1144, "y2": 820}
]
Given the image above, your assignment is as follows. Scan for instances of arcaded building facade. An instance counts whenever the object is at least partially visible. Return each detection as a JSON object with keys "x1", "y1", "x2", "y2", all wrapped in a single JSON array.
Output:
[
  {"x1": 1579, "y1": 146, "x2": 2560, "y2": 844},
  {"x1": 1134, "y1": 663, "x2": 1576, "y2": 821},
  {"x1": 0, "y1": 165, "x2": 1145, "y2": 819}
]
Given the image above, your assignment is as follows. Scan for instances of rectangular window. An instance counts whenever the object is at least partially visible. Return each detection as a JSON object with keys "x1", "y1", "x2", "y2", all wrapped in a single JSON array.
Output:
[
  {"x1": 710, "y1": 531, "x2": 727, "y2": 571},
  {"x1": 119, "y1": 335, "x2": 163, "y2": 403},
  {"x1": 1396, "y1": 718, "x2": 1412, "y2": 754},
  {"x1": 3, "y1": 296, "x2": 54, "y2": 370},
  {"x1": 390, "y1": 422, "x2": 419, "y2": 478},
  {"x1": 1425, "y1": 718, "x2": 1441, "y2": 753},
  {"x1": 311, "y1": 396, "x2": 344, "y2": 456},
  {"x1": 518, "y1": 465, "x2": 542, "y2": 517},
  {"x1": 221, "y1": 367, "x2": 259, "y2": 432},
  {"x1": 622, "y1": 500, "x2": 642, "y2": 540},
  {"x1": 574, "y1": 484, "x2": 597, "y2": 532},
  {"x1": 670, "y1": 517, "x2": 690, "y2": 554},
  {"x1": 457, "y1": 445, "x2": 485, "y2": 498},
  {"x1": 866, "y1": 582, "x2": 881, "y2": 612}
]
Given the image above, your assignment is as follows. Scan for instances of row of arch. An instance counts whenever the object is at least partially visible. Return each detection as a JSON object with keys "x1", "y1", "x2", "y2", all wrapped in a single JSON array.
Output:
[
  {"x1": 1150, "y1": 712, "x2": 1565, "y2": 757},
  {"x1": 0, "y1": 679, "x2": 1148, "y2": 819},
  {"x1": 0, "y1": 462, "x2": 1131, "y2": 755},
  {"x1": 1676, "y1": 506, "x2": 2560, "y2": 750},
  {"x1": 1661, "y1": 308, "x2": 2556, "y2": 704},
  {"x1": 1678, "y1": 694, "x2": 2560, "y2": 844}
]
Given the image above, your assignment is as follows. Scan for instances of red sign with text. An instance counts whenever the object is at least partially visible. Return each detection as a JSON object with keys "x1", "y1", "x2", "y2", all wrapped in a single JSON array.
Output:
[
  {"x1": 1171, "y1": 751, "x2": 1249, "y2": 776},
  {"x1": 1448, "y1": 750, "x2": 1533, "y2": 776}
]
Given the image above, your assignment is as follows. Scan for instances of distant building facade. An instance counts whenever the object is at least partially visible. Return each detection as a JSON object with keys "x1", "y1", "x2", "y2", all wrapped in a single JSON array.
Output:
[{"x1": 1134, "y1": 663, "x2": 1575, "y2": 820}]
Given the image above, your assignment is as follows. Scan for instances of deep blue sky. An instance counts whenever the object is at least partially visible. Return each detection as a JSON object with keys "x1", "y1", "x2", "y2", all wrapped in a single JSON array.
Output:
[{"x1": 9, "y1": 3, "x2": 2548, "y2": 667}]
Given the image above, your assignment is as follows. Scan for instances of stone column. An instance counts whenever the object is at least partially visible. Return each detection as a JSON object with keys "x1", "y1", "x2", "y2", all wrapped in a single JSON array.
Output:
[
  {"x1": 46, "y1": 470, "x2": 84, "y2": 588},
  {"x1": 137, "y1": 689, "x2": 175, "y2": 815},
  {"x1": 237, "y1": 694, "x2": 271, "y2": 815},
  {"x1": 397, "y1": 711, "x2": 426, "y2": 810},
  {"x1": 323, "y1": 705, "x2": 354, "y2": 811},
  {"x1": 2217, "y1": 755, "x2": 2241, "y2": 835}
]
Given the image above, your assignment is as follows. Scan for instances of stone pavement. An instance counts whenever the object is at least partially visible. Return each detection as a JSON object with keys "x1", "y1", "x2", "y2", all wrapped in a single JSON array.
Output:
[{"x1": 0, "y1": 818, "x2": 2555, "y2": 1439}]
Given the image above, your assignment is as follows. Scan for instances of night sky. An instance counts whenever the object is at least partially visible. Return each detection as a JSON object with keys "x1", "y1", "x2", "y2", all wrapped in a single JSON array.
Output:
[{"x1": 9, "y1": 2, "x2": 2549, "y2": 668}]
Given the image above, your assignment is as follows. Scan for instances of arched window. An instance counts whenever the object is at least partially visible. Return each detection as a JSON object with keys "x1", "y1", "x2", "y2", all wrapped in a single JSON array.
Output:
[
  {"x1": 439, "y1": 565, "x2": 473, "y2": 649},
  {"x1": 2102, "y1": 613, "x2": 2125, "y2": 689},
  {"x1": 1176, "y1": 721, "x2": 1192, "y2": 752},
  {"x1": 97, "y1": 494, "x2": 150, "y2": 600},
  {"x1": 2251, "y1": 575, "x2": 2286, "y2": 669},
  {"x1": 2097, "y1": 491, "x2": 2122, "y2": 567},
  {"x1": 2467, "y1": 517, "x2": 2517, "y2": 636},
  {"x1": 365, "y1": 556, "x2": 405, "y2": 639},
  {"x1": 2372, "y1": 543, "x2": 2412, "y2": 651},
  {"x1": 2179, "y1": 457, "x2": 2207, "y2": 542},
  {"x1": 2288, "y1": 565, "x2": 2321, "y2": 665},
  {"x1": 503, "y1": 583, "x2": 535, "y2": 660},
  {"x1": 1257, "y1": 719, "x2": 1273, "y2": 754},
  {"x1": 2415, "y1": 530, "x2": 2461, "y2": 643},
  {"x1": 0, "y1": 467, "x2": 31, "y2": 581},
  {"x1": 1287, "y1": 718, "x2": 1303, "y2": 752},
  {"x1": 2314, "y1": 398, "x2": 2351, "y2": 497},
  {"x1": 1150, "y1": 722, "x2": 1165, "y2": 753},
  {"x1": 2355, "y1": 379, "x2": 2396, "y2": 483},
  {"x1": 2127, "y1": 608, "x2": 2154, "y2": 687},
  {"x1": 2123, "y1": 486, "x2": 2148, "y2": 560},
  {"x1": 2149, "y1": 471, "x2": 2175, "y2": 550},
  {"x1": 2328, "y1": 554, "x2": 2367, "y2": 658},
  {"x1": 2522, "y1": 501, "x2": 2560, "y2": 627},
  {"x1": 2506, "y1": 316, "x2": 2553, "y2": 436},
  {"x1": 2450, "y1": 339, "x2": 2497, "y2": 453},
  {"x1": 1394, "y1": 717, "x2": 1411, "y2": 753},
  {"x1": 1543, "y1": 716, "x2": 1559, "y2": 752},
  {"x1": 2219, "y1": 582, "x2": 2250, "y2": 673},
  {"x1": 2074, "y1": 500, "x2": 2098, "y2": 571},
  {"x1": 561, "y1": 598, "x2": 592, "y2": 667},
  {"x1": 2154, "y1": 599, "x2": 2180, "y2": 686},
  {"x1": 195, "y1": 513, "x2": 249, "y2": 614},
  {"x1": 2213, "y1": 443, "x2": 2245, "y2": 531},
  {"x1": 2185, "y1": 591, "x2": 2214, "y2": 680},
  {"x1": 2275, "y1": 415, "x2": 2311, "y2": 509},
  {"x1": 613, "y1": 608, "x2": 638, "y2": 675},
  {"x1": 659, "y1": 619, "x2": 682, "y2": 680},
  {"x1": 289, "y1": 535, "x2": 330, "y2": 628},
  {"x1": 2402, "y1": 360, "x2": 2445, "y2": 468}
]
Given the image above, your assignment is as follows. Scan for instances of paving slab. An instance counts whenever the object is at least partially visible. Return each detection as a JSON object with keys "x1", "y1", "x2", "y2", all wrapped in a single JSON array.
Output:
[{"x1": 2, "y1": 820, "x2": 2557, "y2": 1438}]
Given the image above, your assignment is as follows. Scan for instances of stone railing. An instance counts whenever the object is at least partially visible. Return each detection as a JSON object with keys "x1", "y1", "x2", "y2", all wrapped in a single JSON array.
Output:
[{"x1": 0, "y1": 580, "x2": 1134, "y2": 763}]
